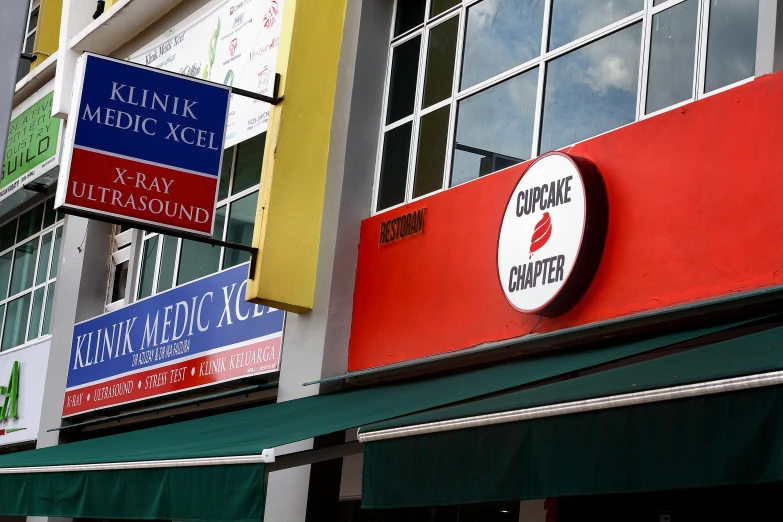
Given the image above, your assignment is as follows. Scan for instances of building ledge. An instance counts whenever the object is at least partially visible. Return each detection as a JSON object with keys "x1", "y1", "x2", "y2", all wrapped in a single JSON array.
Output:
[
  {"x1": 13, "y1": 52, "x2": 58, "y2": 107},
  {"x1": 70, "y1": 0, "x2": 186, "y2": 55}
]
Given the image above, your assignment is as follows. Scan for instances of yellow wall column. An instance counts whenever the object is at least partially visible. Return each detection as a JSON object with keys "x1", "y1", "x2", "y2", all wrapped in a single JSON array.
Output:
[
  {"x1": 31, "y1": 0, "x2": 62, "y2": 70},
  {"x1": 246, "y1": 0, "x2": 349, "y2": 313}
]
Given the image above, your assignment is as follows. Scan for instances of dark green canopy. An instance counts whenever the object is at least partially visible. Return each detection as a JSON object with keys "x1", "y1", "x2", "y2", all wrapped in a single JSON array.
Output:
[
  {"x1": 361, "y1": 322, "x2": 783, "y2": 509},
  {"x1": 0, "y1": 318, "x2": 746, "y2": 522}
]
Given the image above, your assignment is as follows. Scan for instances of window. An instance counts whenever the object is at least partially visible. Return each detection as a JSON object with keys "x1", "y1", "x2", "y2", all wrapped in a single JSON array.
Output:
[
  {"x1": 16, "y1": 0, "x2": 40, "y2": 83},
  {"x1": 0, "y1": 197, "x2": 63, "y2": 350},
  {"x1": 106, "y1": 225, "x2": 136, "y2": 312},
  {"x1": 374, "y1": 0, "x2": 760, "y2": 212},
  {"x1": 135, "y1": 133, "x2": 265, "y2": 300}
]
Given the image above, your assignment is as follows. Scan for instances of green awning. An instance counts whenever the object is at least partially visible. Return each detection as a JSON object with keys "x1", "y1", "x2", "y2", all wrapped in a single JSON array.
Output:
[
  {"x1": 0, "y1": 319, "x2": 751, "y2": 522},
  {"x1": 360, "y1": 321, "x2": 783, "y2": 509}
]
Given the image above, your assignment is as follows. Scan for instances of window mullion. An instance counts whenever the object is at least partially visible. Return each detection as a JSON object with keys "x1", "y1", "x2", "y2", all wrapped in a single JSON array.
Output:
[
  {"x1": 406, "y1": 19, "x2": 431, "y2": 203},
  {"x1": 217, "y1": 205, "x2": 227, "y2": 269},
  {"x1": 226, "y1": 145, "x2": 237, "y2": 198},
  {"x1": 531, "y1": 0, "x2": 553, "y2": 159},
  {"x1": 530, "y1": 62, "x2": 547, "y2": 159},
  {"x1": 24, "y1": 288, "x2": 35, "y2": 342},
  {"x1": 0, "y1": 301, "x2": 7, "y2": 349},
  {"x1": 637, "y1": 0, "x2": 654, "y2": 121},
  {"x1": 30, "y1": 234, "x2": 42, "y2": 290},
  {"x1": 46, "y1": 226, "x2": 56, "y2": 280},
  {"x1": 150, "y1": 234, "x2": 163, "y2": 296},
  {"x1": 695, "y1": 0, "x2": 709, "y2": 98},
  {"x1": 172, "y1": 238, "x2": 183, "y2": 288},
  {"x1": 442, "y1": 6, "x2": 465, "y2": 190},
  {"x1": 370, "y1": 41, "x2": 399, "y2": 215}
]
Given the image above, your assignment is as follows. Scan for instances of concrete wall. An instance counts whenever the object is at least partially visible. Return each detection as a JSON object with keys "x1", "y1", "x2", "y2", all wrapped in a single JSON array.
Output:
[
  {"x1": 262, "y1": 0, "x2": 392, "y2": 520},
  {"x1": 0, "y1": 0, "x2": 29, "y2": 168}
]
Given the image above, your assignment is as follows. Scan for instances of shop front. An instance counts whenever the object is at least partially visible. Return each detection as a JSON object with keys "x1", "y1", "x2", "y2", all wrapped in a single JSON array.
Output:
[
  {"x1": 280, "y1": 0, "x2": 783, "y2": 517},
  {"x1": 342, "y1": 12, "x2": 783, "y2": 519}
]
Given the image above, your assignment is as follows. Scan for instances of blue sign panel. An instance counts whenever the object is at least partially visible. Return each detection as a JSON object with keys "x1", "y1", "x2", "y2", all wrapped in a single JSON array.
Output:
[
  {"x1": 74, "y1": 54, "x2": 230, "y2": 175},
  {"x1": 63, "y1": 264, "x2": 284, "y2": 416}
]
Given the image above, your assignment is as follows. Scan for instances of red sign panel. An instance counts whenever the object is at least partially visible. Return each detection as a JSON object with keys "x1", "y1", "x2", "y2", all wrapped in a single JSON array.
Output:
[{"x1": 348, "y1": 71, "x2": 783, "y2": 371}]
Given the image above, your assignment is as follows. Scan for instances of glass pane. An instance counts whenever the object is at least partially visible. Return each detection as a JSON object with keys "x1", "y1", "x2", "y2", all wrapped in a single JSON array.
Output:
[
  {"x1": 137, "y1": 236, "x2": 159, "y2": 300},
  {"x1": 36, "y1": 232, "x2": 52, "y2": 285},
  {"x1": 27, "y1": 287, "x2": 44, "y2": 341},
  {"x1": 412, "y1": 105, "x2": 450, "y2": 198},
  {"x1": 16, "y1": 53, "x2": 31, "y2": 83},
  {"x1": 17, "y1": 204, "x2": 43, "y2": 242},
  {"x1": 0, "y1": 252, "x2": 11, "y2": 301},
  {"x1": 430, "y1": 0, "x2": 459, "y2": 18},
  {"x1": 49, "y1": 227, "x2": 62, "y2": 278},
  {"x1": 386, "y1": 36, "x2": 421, "y2": 124},
  {"x1": 177, "y1": 209, "x2": 224, "y2": 285},
  {"x1": 156, "y1": 236, "x2": 177, "y2": 293},
  {"x1": 218, "y1": 147, "x2": 234, "y2": 201},
  {"x1": 233, "y1": 132, "x2": 266, "y2": 194},
  {"x1": 395, "y1": 0, "x2": 425, "y2": 36},
  {"x1": 41, "y1": 282, "x2": 55, "y2": 335},
  {"x1": 43, "y1": 198, "x2": 56, "y2": 228},
  {"x1": 422, "y1": 16, "x2": 459, "y2": 108},
  {"x1": 27, "y1": 7, "x2": 39, "y2": 33},
  {"x1": 223, "y1": 194, "x2": 257, "y2": 269},
  {"x1": 645, "y1": 0, "x2": 698, "y2": 115},
  {"x1": 461, "y1": 0, "x2": 544, "y2": 89},
  {"x1": 0, "y1": 220, "x2": 15, "y2": 252},
  {"x1": 705, "y1": 0, "x2": 759, "y2": 93},
  {"x1": 540, "y1": 23, "x2": 642, "y2": 153},
  {"x1": 2, "y1": 294, "x2": 31, "y2": 351},
  {"x1": 377, "y1": 123, "x2": 413, "y2": 211},
  {"x1": 549, "y1": 0, "x2": 643, "y2": 51},
  {"x1": 10, "y1": 239, "x2": 38, "y2": 296},
  {"x1": 452, "y1": 68, "x2": 538, "y2": 187}
]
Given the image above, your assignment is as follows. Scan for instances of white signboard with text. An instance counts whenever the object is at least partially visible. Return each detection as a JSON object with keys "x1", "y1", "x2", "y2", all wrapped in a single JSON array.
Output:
[
  {"x1": 129, "y1": 0, "x2": 283, "y2": 148},
  {"x1": 498, "y1": 152, "x2": 608, "y2": 317},
  {"x1": 0, "y1": 340, "x2": 50, "y2": 446}
]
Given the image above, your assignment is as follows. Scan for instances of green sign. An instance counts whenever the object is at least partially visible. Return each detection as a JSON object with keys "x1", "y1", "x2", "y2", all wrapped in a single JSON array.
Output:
[
  {"x1": 0, "y1": 361, "x2": 19, "y2": 421},
  {"x1": 2, "y1": 92, "x2": 60, "y2": 192}
]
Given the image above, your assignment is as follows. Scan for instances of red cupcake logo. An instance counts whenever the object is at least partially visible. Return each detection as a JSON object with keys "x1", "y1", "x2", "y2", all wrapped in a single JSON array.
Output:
[{"x1": 529, "y1": 212, "x2": 552, "y2": 258}]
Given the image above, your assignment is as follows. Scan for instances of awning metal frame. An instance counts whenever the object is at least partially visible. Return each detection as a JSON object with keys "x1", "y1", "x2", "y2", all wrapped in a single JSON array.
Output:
[
  {"x1": 358, "y1": 370, "x2": 783, "y2": 443},
  {"x1": 0, "y1": 441, "x2": 363, "y2": 474}
]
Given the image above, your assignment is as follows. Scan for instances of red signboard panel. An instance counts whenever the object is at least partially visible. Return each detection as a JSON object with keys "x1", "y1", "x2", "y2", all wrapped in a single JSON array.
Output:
[
  {"x1": 348, "y1": 71, "x2": 783, "y2": 371},
  {"x1": 66, "y1": 148, "x2": 218, "y2": 234}
]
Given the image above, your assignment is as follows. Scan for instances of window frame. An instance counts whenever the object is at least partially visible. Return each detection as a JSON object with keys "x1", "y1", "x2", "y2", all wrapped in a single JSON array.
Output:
[
  {"x1": 0, "y1": 196, "x2": 63, "y2": 352},
  {"x1": 16, "y1": 0, "x2": 41, "y2": 83},
  {"x1": 133, "y1": 144, "x2": 262, "y2": 301},
  {"x1": 372, "y1": 0, "x2": 762, "y2": 214}
]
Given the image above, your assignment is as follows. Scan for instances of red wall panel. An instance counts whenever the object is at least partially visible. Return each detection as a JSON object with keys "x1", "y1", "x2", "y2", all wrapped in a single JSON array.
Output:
[{"x1": 348, "y1": 72, "x2": 783, "y2": 371}]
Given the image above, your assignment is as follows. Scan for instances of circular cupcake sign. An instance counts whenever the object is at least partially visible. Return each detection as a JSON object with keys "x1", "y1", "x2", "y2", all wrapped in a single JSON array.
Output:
[{"x1": 497, "y1": 152, "x2": 608, "y2": 317}]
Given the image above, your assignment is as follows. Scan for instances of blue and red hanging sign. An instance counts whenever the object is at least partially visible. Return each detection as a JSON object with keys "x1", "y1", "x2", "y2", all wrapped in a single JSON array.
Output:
[
  {"x1": 55, "y1": 53, "x2": 231, "y2": 236},
  {"x1": 62, "y1": 264, "x2": 284, "y2": 417}
]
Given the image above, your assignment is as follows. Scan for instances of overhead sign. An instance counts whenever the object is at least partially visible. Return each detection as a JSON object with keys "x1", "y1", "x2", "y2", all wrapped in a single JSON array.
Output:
[
  {"x1": 0, "y1": 340, "x2": 50, "y2": 445},
  {"x1": 62, "y1": 263, "x2": 284, "y2": 417},
  {"x1": 129, "y1": 0, "x2": 284, "y2": 148},
  {"x1": 497, "y1": 152, "x2": 608, "y2": 316},
  {"x1": 2, "y1": 87, "x2": 63, "y2": 205},
  {"x1": 55, "y1": 53, "x2": 231, "y2": 236}
]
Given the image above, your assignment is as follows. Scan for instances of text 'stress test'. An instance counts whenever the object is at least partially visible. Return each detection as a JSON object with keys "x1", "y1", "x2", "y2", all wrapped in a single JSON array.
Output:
[{"x1": 56, "y1": 53, "x2": 231, "y2": 236}]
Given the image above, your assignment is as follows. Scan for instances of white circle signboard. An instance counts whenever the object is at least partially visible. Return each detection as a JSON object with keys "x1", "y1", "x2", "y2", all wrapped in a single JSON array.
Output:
[{"x1": 497, "y1": 152, "x2": 608, "y2": 316}]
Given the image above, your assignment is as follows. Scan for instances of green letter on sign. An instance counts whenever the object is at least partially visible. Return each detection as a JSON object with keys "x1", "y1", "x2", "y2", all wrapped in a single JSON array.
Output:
[{"x1": 0, "y1": 362, "x2": 20, "y2": 420}]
